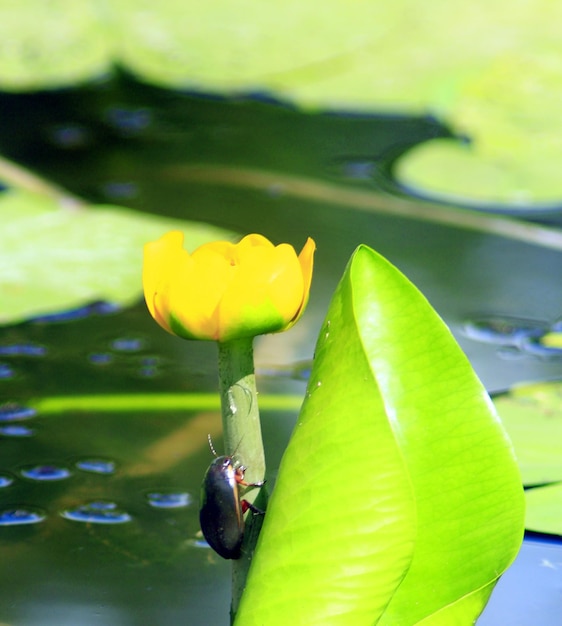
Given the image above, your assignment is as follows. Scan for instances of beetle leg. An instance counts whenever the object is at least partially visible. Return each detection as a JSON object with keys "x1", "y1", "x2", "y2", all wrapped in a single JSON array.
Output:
[
  {"x1": 240, "y1": 499, "x2": 265, "y2": 516},
  {"x1": 234, "y1": 466, "x2": 266, "y2": 488},
  {"x1": 238, "y1": 478, "x2": 266, "y2": 488}
]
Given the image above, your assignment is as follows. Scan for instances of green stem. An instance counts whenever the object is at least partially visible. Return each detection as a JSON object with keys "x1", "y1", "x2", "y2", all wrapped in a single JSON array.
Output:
[
  {"x1": 174, "y1": 164, "x2": 562, "y2": 252},
  {"x1": 0, "y1": 154, "x2": 85, "y2": 208},
  {"x1": 217, "y1": 337, "x2": 268, "y2": 620}
]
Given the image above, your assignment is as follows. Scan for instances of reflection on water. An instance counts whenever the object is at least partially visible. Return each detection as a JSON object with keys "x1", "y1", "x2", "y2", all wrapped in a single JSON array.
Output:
[
  {"x1": 0, "y1": 507, "x2": 46, "y2": 525},
  {"x1": 0, "y1": 301, "x2": 284, "y2": 624},
  {"x1": 20, "y1": 464, "x2": 72, "y2": 481},
  {"x1": 75, "y1": 459, "x2": 116, "y2": 475},
  {"x1": 110, "y1": 337, "x2": 146, "y2": 353},
  {"x1": 146, "y1": 492, "x2": 192, "y2": 509},
  {"x1": 0, "y1": 343, "x2": 47, "y2": 356},
  {"x1": 0, "y1": 403, "x2": 37, "y2": 421},
  {"x1": 479, "y1": 536, "x2": 562, "y2": 626},
  {"x1": 0, "y1": 424, "x2": 35, "y2": 437},
  {"x1": 0, "y1": 362, "x2": 15, "y2": 379},
  {"x1": 463, "y1": 314, "x2": 562, "y2": 362},
  {"x1": 30, "y1": 301, "x2": 121, "y2": 324},
  {"x1": 61, "y1": 501, "x2": 132, "y2": 524},
  {"x1": 105, "y1": 106, "x2": 153, "y2": 136},
  {"x1": 463, "y1": 315, "x2": 546, "y2": 345},
  {"x1": 0, "y1": 474, "x2": 14, "y2": 487}
]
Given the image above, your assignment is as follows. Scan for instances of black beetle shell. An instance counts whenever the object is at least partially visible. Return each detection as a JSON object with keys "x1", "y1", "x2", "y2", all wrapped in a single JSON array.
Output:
[{"x1": 200, "y1": 456, "x2": 244, "y2": 559}]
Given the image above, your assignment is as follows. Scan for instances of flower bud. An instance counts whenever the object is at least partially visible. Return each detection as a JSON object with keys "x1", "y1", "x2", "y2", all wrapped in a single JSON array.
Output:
[{"x1": 143, "y1": 232, "x2": 315, "y2": 342}]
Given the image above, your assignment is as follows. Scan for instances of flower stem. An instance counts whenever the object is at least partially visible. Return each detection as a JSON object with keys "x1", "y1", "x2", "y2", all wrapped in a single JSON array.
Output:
[{"x1": 217, "y1": 337, "x2": 268, "y2": 619}]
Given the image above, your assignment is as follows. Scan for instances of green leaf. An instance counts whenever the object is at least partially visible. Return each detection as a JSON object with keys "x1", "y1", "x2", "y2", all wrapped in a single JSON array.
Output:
[
  {"x1": 493, "y1": 381, "x2": 562, "y2": 486},
  {"x1": 0, "y1": 189, "x2": 235, "y2": 323},
  {"x1": 235, "y1": 245, "x2": 524, "y2": 625}
]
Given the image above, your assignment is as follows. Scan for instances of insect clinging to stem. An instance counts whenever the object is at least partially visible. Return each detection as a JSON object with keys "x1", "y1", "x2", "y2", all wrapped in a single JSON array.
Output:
[{"x1": 199, "y1": 434, "x2": 265, "y2": 560}]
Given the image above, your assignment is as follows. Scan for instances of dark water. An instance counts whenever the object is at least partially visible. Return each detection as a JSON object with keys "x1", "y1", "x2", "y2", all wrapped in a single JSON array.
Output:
[
  {"x1": 0, "y1": 300, "x2": 302, "y2": 625},
  {"x1": 2, "y1": 74, "x2": 562, "y2": 624}
]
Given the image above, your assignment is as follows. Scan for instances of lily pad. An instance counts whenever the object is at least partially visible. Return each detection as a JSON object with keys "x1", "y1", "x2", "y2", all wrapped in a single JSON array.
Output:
[
  {"x1": 493, "y1": 381, "x2": 562, "y2": 486},
  {"x1": 0, "y1": 189, "x2": 235, "y2": 324},
  {"x1": 525, "y1": 483, "x2": 562, "y2": 536},
  {"x1": 3, "y1": 1, "x2": 562, "y2": 207},
  {"x1": 0, "y1": 0, "x2": 110, "y2": 90}
]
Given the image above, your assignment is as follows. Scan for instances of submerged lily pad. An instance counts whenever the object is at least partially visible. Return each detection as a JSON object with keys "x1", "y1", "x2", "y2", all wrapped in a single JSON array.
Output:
[{"x1": 0, "y1": 189, "x2": 235, "y2": 324}]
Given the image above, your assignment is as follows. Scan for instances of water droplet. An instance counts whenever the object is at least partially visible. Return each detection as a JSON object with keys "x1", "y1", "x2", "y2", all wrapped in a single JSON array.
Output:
[
  {"x1": 496, "y1": 346, "x2": 527, "y2": 360},
  {"x1": 141, "y1": 356, "x2": 159, "y2": 366},
  {"x1": 137, "y1": 365, "x2": 160, "y2": 378},
  {"x1": 0, "y1": 343, "x2": 46, "y2": 357},
  {"x1": 61, "y1": 501, "x2": 132, "y2": 524},
  {"x1": 463, "y1": 316, "x2": 546, "y2": 345},
  {"x1": 0, "y1": 474, "x2": 14, "y2": 487},
  {"x1": 20, "y1": 465, "x2": 71, "y2": 481},
  {"x1": 0, "y1": 508, "x2": 46, "y2": 526},
  {"x1": 75, "y1": 459, "x2": 116, "y2": 475},
  {"x1": 47, "y1": 123, "x2": 92, "y2": 149},
  {"x1": 265, "y1": 183, "x2": 285, "y2": 198},
  {"x1": 111, "y1": 337, "x2": 145, "y2": 352},
  {"x1": 147, "y1": 492, "x2": 192, "y2": 509},
  {"x1": 88, "y1": 352, "x2": 114, "y2": 365},
  {"x1": 137, "y1": 356, "x2": 161, "y2": 378},
  {"x1": 101, "y1": 181, "x2": 139, "y2": 200},
  {"x1": 105, "y1": 106, "x2": 152, "y2": 135},
  {"x1": 337, "y1": 159, "x2": 377, "y2": 180},
  {"x1": 0, "y1": 424, "x2": 35, "y2": 437},
  {"x1": 0, "y1": 363, "x2": 15, "y2": 379},
  {"x1": 0, "y1": 403, "x2": 37, "y2": 422},
  {"x1": 192, "y1": 538, "x2": 212, "y2": 550}
]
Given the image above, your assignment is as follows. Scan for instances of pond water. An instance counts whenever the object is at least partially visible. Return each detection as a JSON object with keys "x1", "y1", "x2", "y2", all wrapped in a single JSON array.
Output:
[
  {"x1": 0, "y1": 301, "x2": 305, "y2": 625},
  {"x1": 2, "y1": 74, "x2": 562, "y2": 624}
]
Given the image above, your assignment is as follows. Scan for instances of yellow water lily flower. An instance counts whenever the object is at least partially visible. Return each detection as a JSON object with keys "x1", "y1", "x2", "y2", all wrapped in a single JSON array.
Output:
[{"x1": 143, "y1": 232, "x2": 315, "y2": 342}]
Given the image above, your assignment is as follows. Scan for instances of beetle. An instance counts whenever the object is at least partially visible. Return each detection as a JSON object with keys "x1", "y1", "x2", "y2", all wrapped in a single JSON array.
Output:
[{"x1": 199, "y1": 435, "x2": 265, "y2": 559}]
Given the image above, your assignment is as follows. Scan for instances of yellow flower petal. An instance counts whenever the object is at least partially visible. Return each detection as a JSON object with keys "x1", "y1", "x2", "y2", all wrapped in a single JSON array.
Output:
[
  {"x1": 168, "y1": 245, "x2": 233, "y2": 340},
  {"x1": 294, "y1": 237, "x2": 316, "y2": 323},
  {"x1": 143, "y1": 230, "x2": 186, "y2": 333},
  {"x1": 218, "y1": 242, "x2": 304, "y2": 340}
]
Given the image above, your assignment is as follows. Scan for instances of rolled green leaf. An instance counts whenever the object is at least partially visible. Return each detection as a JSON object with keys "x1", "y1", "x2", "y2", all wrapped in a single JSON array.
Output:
[{"x1": 235, "y1": 245, "x2": 524, "y2": 625}]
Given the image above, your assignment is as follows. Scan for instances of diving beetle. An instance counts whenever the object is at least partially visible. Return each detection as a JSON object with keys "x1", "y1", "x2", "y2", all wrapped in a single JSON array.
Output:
[{"x1": 199, "y1": 435, "x2": 265, "y2": 559}]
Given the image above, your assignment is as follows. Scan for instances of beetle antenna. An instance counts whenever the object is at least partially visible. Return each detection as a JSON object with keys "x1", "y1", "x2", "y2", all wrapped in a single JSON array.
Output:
[{"x1": 207, "y1": 433, "x2": 218, "y2": 457}]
